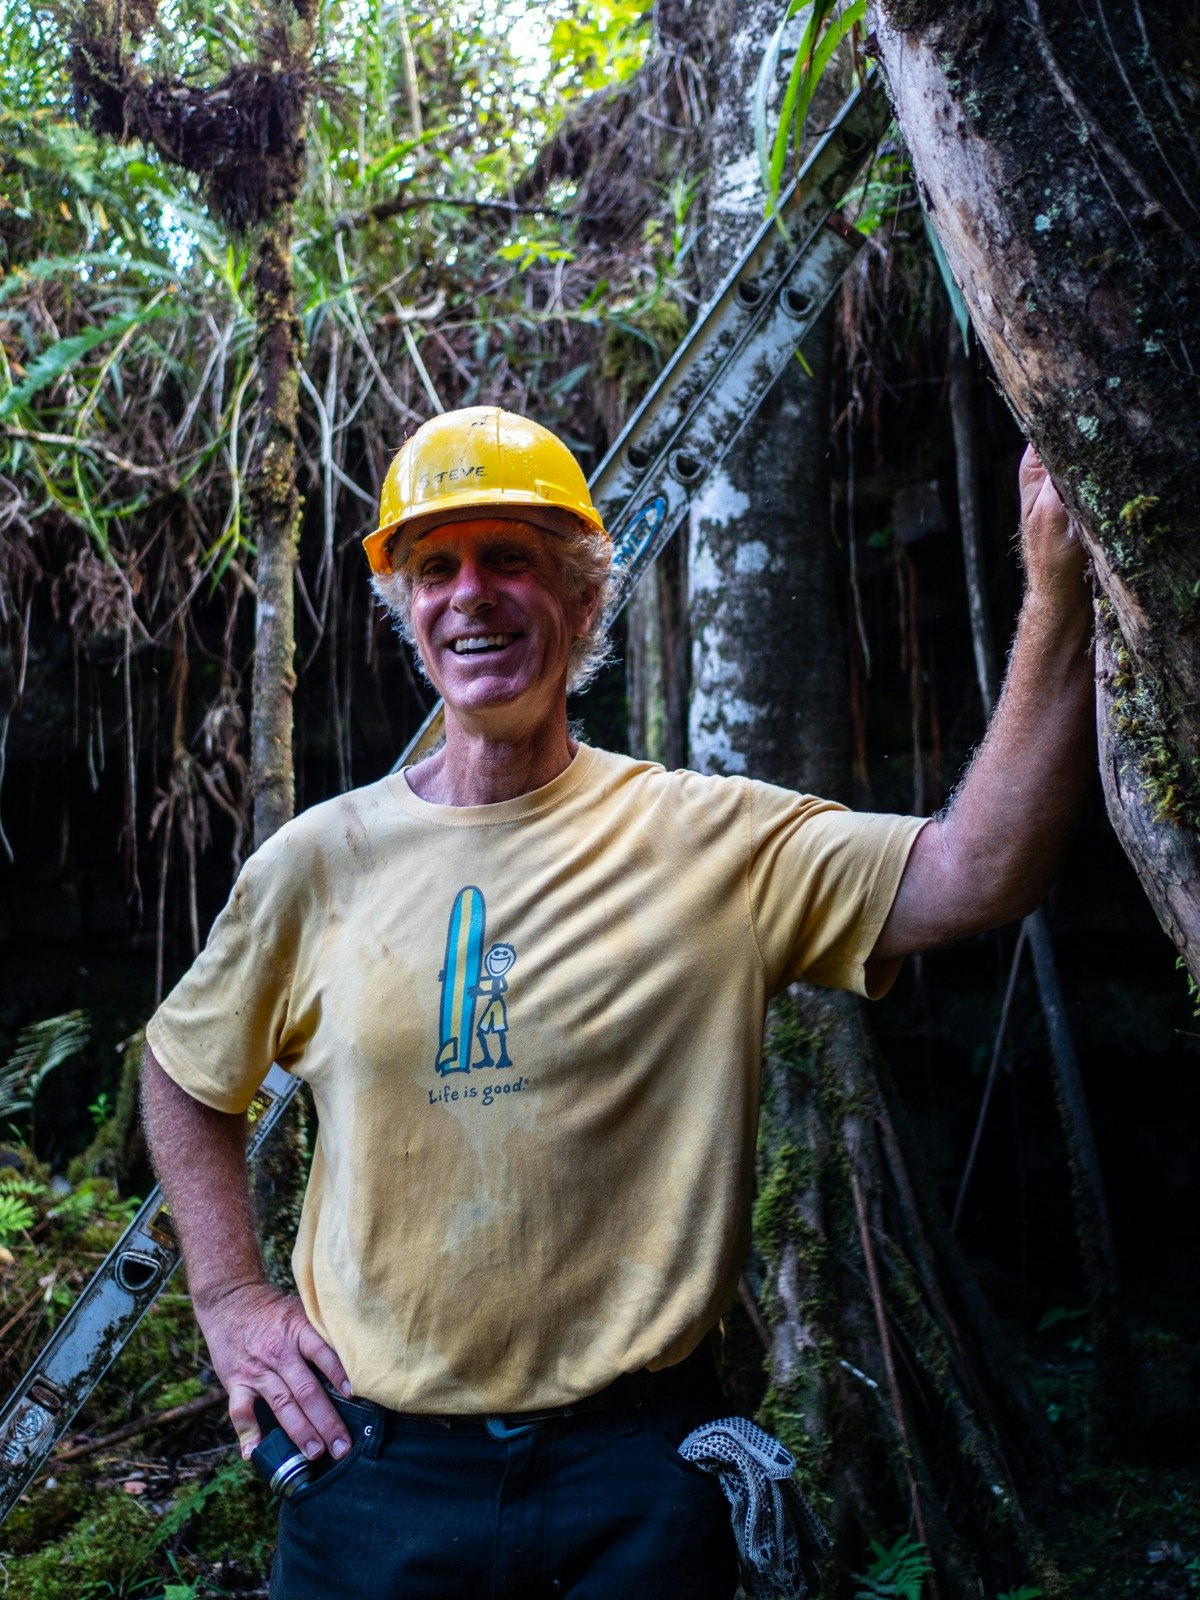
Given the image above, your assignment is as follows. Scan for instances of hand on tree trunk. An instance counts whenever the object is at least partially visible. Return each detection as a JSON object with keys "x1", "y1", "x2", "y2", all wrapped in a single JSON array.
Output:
[{"x1": 1018, "y1": 445, "x2": 1089, "y2": 601}]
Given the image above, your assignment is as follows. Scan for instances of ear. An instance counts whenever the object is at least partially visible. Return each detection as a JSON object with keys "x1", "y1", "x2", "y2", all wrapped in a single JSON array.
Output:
[{"x1": 572, "y1": 582, "x2": 602, "y2": 638}]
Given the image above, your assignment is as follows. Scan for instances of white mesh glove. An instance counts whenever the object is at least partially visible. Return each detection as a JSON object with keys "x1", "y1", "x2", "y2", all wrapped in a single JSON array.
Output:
[{"x1": 679, "y1": 1417, "x2": 833, "y2": 1600}]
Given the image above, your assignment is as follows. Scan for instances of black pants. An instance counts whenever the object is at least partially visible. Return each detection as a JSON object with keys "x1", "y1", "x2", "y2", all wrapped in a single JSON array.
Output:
[{"x1": 270, "y1": 1354, "x2": 739, "y2": 1599}]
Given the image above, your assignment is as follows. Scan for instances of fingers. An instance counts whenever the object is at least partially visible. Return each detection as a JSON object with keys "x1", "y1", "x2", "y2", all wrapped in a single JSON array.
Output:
[
  {"x1": 1018, "y1": 443, "x2": 1066, "y2": 522},
  {"x1": 1018, "y1": 442, "x2": 1049, "y2": 494},
  {"x1": 203, "y1": 1289, "x2": 354, "y2": 1464},
  {"x1": 254, "y1": 1349, "x2": 353, "y2": 1462},
  {"x1": 296, "y1": 1320, "x2": 353, "y2": 1401},
  {"x1": 228, "y1": 1381, "x2": 262, "y2": 1456}
]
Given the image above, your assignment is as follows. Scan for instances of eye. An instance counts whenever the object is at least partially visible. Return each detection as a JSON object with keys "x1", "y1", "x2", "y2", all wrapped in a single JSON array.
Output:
[{"x1": 416, "y1": 554, "x2": 454, "y2": 583}]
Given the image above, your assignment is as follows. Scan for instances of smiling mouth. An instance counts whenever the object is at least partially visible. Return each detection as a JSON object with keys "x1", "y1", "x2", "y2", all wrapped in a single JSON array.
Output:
[{"x1": 451, "y1": 633, "x2": 518, "y2": 655}]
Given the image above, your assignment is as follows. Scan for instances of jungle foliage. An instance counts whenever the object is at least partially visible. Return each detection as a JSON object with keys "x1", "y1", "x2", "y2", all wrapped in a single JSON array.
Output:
[
  {"x1": 1, "y1": 1, "x2": 1199, "y2": 1597},
  {"x1": 0, "y1": 0, "x2": 676, "y2": 985}
]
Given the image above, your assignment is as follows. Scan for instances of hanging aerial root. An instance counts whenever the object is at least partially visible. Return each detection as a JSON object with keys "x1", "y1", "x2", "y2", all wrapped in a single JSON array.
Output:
[{"x1": 70, "y1": 9, "x2": 312, "y2": 232}]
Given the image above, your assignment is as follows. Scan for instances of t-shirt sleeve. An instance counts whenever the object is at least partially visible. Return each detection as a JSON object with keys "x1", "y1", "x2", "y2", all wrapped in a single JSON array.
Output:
[
  {"x1": 145, "y1": 835, "x2": 303, "y2": 1114},
  {"x1": 746, "y1": 781, "x2": 927, "y2": 999}
]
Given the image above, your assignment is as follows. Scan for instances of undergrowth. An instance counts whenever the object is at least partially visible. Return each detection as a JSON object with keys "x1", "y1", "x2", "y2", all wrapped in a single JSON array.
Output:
[{"x1": 0, "y1": 1136, "x2": 274, "y2": 1596}]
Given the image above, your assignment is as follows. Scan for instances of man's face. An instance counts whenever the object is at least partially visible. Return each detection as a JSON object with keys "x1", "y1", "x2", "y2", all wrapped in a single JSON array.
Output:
[{"x1": 405, "y1": 518, "x2": 595, "y2": 730}]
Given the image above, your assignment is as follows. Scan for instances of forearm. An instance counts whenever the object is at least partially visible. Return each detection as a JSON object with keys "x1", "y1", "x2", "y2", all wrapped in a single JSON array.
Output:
[
  {"x1": 140, "y1": 1048, "x2": 265, "y2": 1311},
  {"x1": 938, "y1": 586, "x2": 1094, "y2": 922},
  {"x1": 141, "y1": 1047, "x2": 351, "y2": 1458}
]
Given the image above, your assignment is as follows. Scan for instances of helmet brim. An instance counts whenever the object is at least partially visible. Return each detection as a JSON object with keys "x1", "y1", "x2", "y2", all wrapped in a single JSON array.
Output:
[{"x1": 363, "y1": 495, "x2": 607, "y2": 575}]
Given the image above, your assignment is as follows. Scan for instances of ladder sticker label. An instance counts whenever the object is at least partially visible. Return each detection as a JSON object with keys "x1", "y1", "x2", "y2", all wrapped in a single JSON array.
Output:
[
  {"x1": 1, "y1": 1400, "x2": 54, "y2": 1468},
  {"x1": 616, "y1": 495, "x2": 666, "y2": 565},
  {"x1": 144, "y1": 1204, "x2": 176, "y2": 1251},
  {"x1": 245, "y1": 1088, "x2": 275, "y2": 1127}
]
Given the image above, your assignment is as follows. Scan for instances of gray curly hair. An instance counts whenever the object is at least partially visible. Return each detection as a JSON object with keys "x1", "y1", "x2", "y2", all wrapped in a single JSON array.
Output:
[{"x1": 371, "y1": 520, "x2": 618, "y2": 695}]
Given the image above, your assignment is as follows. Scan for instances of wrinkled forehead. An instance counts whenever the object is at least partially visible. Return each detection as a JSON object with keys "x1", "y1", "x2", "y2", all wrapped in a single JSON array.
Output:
[{"x1": 390, "y1": 513, "x2": 559, "y2": 572}]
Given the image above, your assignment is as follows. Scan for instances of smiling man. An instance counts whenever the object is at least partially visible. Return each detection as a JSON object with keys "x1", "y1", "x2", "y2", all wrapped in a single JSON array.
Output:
[{"x1": 141, "y1": 406, "x2": 1094, "y2": 1599}]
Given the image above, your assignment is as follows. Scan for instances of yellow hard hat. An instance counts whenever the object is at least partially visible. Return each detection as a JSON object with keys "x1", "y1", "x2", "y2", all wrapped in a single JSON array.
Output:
[{"x1": 362, "y1": 406, "x2": 608, "y2": 575}]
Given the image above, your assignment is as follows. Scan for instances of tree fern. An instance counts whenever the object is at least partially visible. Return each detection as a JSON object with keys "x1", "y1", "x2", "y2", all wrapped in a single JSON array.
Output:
[
  {"x1": 0, "y1": 1009, "x2": 90, "y2": 1122},
  {"x1": 853, "y1": 1534, "x2": 932, "y2": 1600}
]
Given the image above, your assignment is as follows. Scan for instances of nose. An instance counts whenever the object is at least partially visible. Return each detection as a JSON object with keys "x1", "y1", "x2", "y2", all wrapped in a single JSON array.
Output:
[{"x1": 448, "y1": 552, "x2": 494, "y2": 614}]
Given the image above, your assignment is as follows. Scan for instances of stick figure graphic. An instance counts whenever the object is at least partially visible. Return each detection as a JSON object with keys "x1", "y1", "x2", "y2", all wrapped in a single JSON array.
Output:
[{"x1": 473, "y1": 943, "x2": 516, "y2": 1069}]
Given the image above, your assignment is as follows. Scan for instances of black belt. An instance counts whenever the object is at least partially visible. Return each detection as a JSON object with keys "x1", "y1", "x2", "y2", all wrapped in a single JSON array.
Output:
[{"x1": 379, "y1": 1343, "x2": 717, "y2": 1440}]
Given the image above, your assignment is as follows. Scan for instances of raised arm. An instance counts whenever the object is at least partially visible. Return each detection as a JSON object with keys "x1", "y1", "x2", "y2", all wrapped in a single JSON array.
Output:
[
  {"x1": 141, "y1": 1048, "x2": 352, "y2": 1462},
  {"x1": 873, "y1": 447, "x2": 1094, "y2": 960}
]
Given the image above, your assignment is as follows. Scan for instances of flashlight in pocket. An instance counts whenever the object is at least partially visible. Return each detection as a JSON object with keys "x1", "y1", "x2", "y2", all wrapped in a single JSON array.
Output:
[{"x1": 248, "y1": 1397, "x2": 315, "y2": 1499}]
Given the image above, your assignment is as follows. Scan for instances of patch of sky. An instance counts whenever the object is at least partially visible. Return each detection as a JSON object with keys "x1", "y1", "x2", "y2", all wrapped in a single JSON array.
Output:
[{"x1": 158, "y1": 202, "x2": 198, "y2": 275}]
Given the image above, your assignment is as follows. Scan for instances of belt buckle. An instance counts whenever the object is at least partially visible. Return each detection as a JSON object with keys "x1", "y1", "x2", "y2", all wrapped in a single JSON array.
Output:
[{"x1": 484, "y1": 1415, "x2": 541, "y2": 1440}]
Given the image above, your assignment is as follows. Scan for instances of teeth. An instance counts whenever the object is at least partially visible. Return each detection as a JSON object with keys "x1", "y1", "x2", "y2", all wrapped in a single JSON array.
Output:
[{"x1": 453, "y1": 634, "x2": 513, "y2": 654}]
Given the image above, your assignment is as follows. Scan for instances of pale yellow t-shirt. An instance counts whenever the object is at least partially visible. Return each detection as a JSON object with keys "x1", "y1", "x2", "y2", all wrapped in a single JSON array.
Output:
[{"x1": 147, "y1": 744, "x2": 924, "y2": 1413}]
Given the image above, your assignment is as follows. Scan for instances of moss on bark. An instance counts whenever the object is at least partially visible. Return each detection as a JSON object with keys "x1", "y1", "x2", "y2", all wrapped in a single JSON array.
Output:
[{"x1": 872, "y1": 0, "x2": 1200, "y2": 982}]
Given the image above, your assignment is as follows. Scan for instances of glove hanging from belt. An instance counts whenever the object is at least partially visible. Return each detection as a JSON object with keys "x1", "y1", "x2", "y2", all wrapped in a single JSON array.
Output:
[{"x1": 679, "y1": 1416, "x2": 833, "y2": 1600}]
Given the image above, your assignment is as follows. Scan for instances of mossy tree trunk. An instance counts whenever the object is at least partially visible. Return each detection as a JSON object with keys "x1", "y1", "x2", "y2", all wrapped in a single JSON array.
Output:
[
  {"x1": 870, "y1": 0, "x2": 1200, "y2": 985},
  {"x1": 72, "y1": 0, "x2": 314, "y2": 841},
  {"x1": 71, "y1": 0, "x2": 315, "y2": 1278},
  {"x1": 685, "y1": 6, "x2": 1062, "y2": 1591},
  {"x1": 249, "y1": 212, "x2": 303, "y2": 846},
  {"x1": 245, "y1": 198, "x2": 310, "y2": 1286}
]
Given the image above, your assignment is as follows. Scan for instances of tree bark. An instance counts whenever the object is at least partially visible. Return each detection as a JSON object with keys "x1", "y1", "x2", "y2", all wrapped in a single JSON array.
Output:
[
  {"x1": 249, "y1": 208, "x2": 303, "y2": 847},
  {"x1": 687, "y1": 0, "x2": 846, "y2": 794},
  {"x1": 870, "y1": 0, "x2": 1200, "y2": 982},
  {"x1": 1095, "y1": 605, "x2": 1200, "y2": 991},
  {"x1": 689, "y1": 321, "x2": 844, "y2": 789},
  {"x1": 246, "y1": 196, "x2": 310, "y2": 1286},
  {"x1": 684, "y1": 6, "x2": 1057, "y2": 1589},
  {"x1": 69, "y1": 0, "x2": 314, "y2": 1281}
]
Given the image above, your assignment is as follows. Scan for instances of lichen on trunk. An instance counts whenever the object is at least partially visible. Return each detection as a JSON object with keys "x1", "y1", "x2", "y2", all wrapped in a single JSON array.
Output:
[
  {"x1": 757, "y1": 987, "x2": 1063, "y2": 1595},
  {"x1": 870, "y1": 0, "x2": 1200, "y2": 983}
]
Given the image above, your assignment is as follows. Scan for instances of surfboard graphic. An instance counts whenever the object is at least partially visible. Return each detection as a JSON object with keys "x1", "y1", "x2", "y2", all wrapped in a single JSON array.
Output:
[{"x1": 435, "y1": 886, "x2": 485, "y2": 1075}]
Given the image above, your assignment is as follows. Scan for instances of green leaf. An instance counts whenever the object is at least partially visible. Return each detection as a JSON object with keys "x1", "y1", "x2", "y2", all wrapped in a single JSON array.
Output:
[
  {"x1": 363, "y1": 136, "x2": 429, "y2": 183},
  {"x1": 922, "y1": 209, "x2": 970, "y2": 349},
  {"x1": 753, "y1": 5, "x2": 801, "y2": 213},
  {"x1": 1036, "y1": 1304, "x2": 1089, "y2": 1333},
  {"x1": 148, "y1": 1460, "x2": 246, "y2": 1551},
  {"x1": 793, "y1": 0, "x2": 865, "y2": 151},
  {"x1": 546, "y1": 361, "x2": 591, "y2": 400},
  {"x1": 853, "y1": 1533, "x2": 932, "y2": 1600},
  {"x1": 495, "y1": 237, "x2": 575, "y2": 272},
  {"x1": 0, "y1": 1192, "x2": 36, "y2": 1244},
  {"x1": 0, "y1": 1010, "x2": 90, "y2": 1120},
  {"x1": 0, "y1": 252, "x2": 180, "y2": 307},
  {"x1": 769, "y1": 2, "x2": 831, "y2": 197},
  {"x1": 0, "y1": 302, "x2": 173, "y2": 418},
  {"x1": 756, "y1": 0, "x2": 865, "y2": 213}
]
